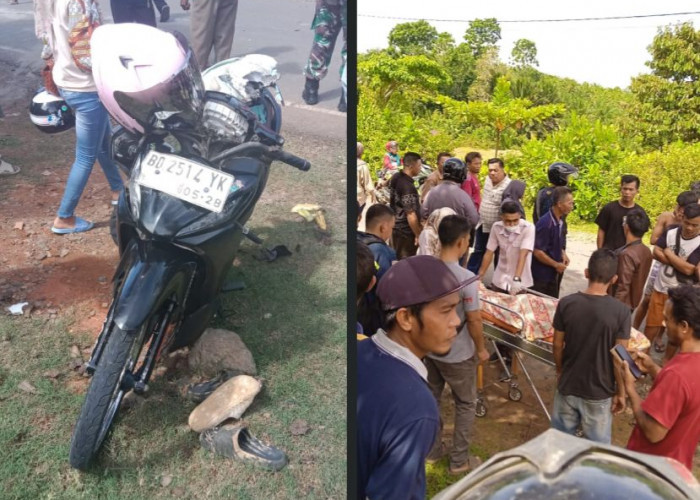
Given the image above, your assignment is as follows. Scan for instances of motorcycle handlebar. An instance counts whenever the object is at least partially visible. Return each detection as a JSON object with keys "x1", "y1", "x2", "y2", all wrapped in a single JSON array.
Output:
[
  {"x1": 268, "y1": 150, "x2": 311, "y2": 171},
  {"x1": 209, "y1": 143, "x2": 311, "y2": 171}
]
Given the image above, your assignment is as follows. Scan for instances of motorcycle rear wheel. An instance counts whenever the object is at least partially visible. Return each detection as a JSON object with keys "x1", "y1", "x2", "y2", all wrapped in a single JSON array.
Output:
[{"x1": 68, "y1": 325, "x2": 144, "y2": 470}]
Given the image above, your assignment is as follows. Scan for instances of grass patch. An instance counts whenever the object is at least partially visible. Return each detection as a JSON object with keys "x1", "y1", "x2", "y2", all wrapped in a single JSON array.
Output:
[
  {"x1": 425, "y1": 444, "x2": 489, "y2": 497},
  {"x1": 566, "y1": 219, "x2": 598, "y2": 235},
  {"x1": 0, "y1": 132, "x2": 346, "y2": 499}
]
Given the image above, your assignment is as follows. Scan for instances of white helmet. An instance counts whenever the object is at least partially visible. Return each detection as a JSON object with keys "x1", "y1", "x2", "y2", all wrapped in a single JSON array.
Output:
[
  {"x1": 29, "y1": 89, "x2": 75, "y2": 134},
  {"x1": 91, "y1": 23, "x2": 205, "y2": 134}
]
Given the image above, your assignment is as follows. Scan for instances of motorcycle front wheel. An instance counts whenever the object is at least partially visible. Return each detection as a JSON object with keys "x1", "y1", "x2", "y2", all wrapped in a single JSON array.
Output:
[{"x1": 68, "y1": 325, "x2": 145, "y2": 470}]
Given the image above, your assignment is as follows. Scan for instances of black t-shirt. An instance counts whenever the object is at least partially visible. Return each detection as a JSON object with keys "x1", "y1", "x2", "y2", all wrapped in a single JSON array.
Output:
[
  {"x1": 553, "y1": 292, "x2": 631, "y2": 400},
  {"x1": 389, "y1": 171, "x2": 420, "y2": 235},
  {"x1": 595, "y1": 201, "x2": 647, "y2": 251}
]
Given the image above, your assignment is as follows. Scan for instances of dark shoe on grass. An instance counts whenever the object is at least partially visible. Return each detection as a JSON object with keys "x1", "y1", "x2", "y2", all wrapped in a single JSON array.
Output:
[
  {"x1": 200, "y1": 425, "x2": 288, "y2": 471},
  {"x1": 448, "y1": 456, "x2": 482, "y2": 476},
  {"x1": 425, "y1": 441, "x2": 446, "y2": 464},
  {"x1": 159, "y1": 4, "x2": 170, "y2": 22},
  {"x1": 186, "y1": 369, "x2": 243, "y2": 404}
]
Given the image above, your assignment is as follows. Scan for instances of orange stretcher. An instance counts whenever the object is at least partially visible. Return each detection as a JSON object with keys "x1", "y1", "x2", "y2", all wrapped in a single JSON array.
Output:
[{"x1": 475, "y1": 287, "x2": 650, "y2": 421}]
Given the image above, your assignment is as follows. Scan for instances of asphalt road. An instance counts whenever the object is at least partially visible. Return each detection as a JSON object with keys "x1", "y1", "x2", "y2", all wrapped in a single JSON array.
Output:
[{"x1": 0, "y1": 0, "x2": 346, "y2": 140}]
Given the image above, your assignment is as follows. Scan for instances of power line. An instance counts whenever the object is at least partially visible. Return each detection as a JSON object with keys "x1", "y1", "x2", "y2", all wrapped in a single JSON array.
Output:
[{"x1": 358, "y1": 11, "x2": 700, "y2": 24}]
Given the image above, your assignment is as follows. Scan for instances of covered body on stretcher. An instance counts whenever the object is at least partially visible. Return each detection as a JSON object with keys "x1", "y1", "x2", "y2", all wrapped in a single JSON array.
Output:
[{"x1": 478, "y1": 283, "x2": 650, "y2": 352}]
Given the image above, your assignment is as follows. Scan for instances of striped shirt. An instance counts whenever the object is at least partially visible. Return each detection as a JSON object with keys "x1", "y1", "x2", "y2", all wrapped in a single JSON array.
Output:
[{"x1": 479, "y1": 176, "x2": 511, "y2": 233}]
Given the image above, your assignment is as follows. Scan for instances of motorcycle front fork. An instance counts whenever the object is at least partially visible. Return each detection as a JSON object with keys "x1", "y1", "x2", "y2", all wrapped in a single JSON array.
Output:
[{"x1": 86, "y1": 301, "x2": 177, "y2": 395}]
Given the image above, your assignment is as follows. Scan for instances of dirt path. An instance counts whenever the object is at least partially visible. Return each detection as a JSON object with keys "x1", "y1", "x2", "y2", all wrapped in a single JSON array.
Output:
[{"x1": 0, "y1": 59, "x2": 118, "y2": 337}]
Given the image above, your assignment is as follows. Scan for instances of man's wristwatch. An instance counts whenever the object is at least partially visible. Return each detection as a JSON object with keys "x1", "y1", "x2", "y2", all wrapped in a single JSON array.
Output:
[{"x1": 512, "y1": 277, "x2": 521, "y2": 282}]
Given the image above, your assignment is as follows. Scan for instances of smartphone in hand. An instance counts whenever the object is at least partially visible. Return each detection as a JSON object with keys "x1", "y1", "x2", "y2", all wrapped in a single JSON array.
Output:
[{"x1": 611, "y1": 344, "x2": 643, "y2": 379}]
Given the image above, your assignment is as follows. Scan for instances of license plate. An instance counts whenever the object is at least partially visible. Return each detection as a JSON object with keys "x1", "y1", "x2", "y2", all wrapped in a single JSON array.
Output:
[{"x1": 136, "y1": 151, "x2": 235, "y2": 213}]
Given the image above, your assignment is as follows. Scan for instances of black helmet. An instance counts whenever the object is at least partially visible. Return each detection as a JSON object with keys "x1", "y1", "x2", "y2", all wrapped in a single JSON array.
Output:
[
  {"x1": 29, "y1": 89, "x2": 75, "y2": 134},
  {"x1": 443, "y1": 157, "x2": 467, "y2": 184},
  {"x1": 433, "y1": 429, "x2": 700, "y2": 500},
  {"x1": 548, "y1": 162, "x2": 578, "y2": 186}
]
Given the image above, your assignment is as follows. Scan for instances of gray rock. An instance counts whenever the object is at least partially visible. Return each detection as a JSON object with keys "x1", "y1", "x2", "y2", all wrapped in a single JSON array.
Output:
[{"x1": 188, "y1": 328, "x2": 257, "y2": 377}]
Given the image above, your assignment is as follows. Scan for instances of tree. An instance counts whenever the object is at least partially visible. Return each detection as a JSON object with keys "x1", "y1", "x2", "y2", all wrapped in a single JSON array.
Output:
[
  {"x1": 629, "y1": 22, "x2": 700, "y2": 148},
  {"x1": 441, "y1": 76, "x2": 564, "y2": 155},
  {"x1": 437, "y1": 43, "x2": 477, "y2": 101},
  {"x1": 511, "y1": 39, "x2": 538, "y2": 67},
  {"x1": 463, "y1": 18, "x2": 501, "y2": 58},
  {"x1": 388, "y1": 20, "x2": 439, "y2": 55},
  {"x1": 466, "y1": 47, "x2": 507, "y2": 102},
  {"x1": 358, "y1": 51, "x2": 452, "y2": 103}
]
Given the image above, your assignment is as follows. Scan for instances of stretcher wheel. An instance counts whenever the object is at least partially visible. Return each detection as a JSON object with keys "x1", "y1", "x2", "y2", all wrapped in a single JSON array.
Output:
[
  {"x1": 508, "y1": 388, "x2": 522, "y2": 401},
  {"x1": 476, "y1": 399, "x2": 487, "y2": 418}
]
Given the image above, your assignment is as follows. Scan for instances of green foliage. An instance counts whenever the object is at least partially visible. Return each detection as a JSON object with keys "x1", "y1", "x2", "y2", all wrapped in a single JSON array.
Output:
[
  {"x1": 511, "y1": 39, "x2": 538, "y2": 67},
  {"x1": 508, "y1": 114, "x2": 629, "y2": 221},
  {"x1": 467, "y1": 47, "x2": 508, "y2": 101},
  {"x1": 358, "y1": 51, "x2": 452, "y2": 102},
  {"x1": 437, "y1": 42, "x2": 477, "y2": 101},
  {"x1": 441, "y1": 77, "x2": 564, "y2": 155},
  {"x1": 623, "y1": 142, "x2": 700, "y2": 222},
  {"x1": 388, "y1": 20, "x2": 439, "y2": 55},
  {"x1": 646, "y1": 22, "x2": 700, "y2": 81},
  {"x1": 630, "y1": 22, "x2": 700, "y2": 148},
  {"x1": 358, "y1": 18, "x2": 699, "y2": 222},
  {"x1": 464, "y1": 18, "x2": 501, "y2": 58},
  {"x1": 357, "y1": 90, "x2": 458, "y2": 177}
]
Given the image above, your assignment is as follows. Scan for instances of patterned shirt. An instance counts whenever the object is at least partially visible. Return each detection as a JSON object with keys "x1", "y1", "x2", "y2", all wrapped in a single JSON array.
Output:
[
  {"x1": 479, "y1": 176, "x2": 511, "y2": 233},
  {"x1": 389, "y1": 170, "x2": 420, "y2": 236}
]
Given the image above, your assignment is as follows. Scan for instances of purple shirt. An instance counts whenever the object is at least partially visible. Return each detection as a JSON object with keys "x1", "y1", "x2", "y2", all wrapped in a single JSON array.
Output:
[{"x1": 531, "y1": 210, "x2": 566, "y2": 283}]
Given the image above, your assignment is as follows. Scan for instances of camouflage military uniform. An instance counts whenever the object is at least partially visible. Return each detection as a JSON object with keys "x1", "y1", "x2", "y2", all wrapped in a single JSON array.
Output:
[{"x1": 303, "y1": 0, "x2": 346, "y2": 82}]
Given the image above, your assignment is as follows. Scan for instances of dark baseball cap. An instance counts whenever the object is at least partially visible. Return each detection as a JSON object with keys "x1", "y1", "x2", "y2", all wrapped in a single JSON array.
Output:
[{"x1": 376, "y1": 255, "x2": 475, "y2": 310}]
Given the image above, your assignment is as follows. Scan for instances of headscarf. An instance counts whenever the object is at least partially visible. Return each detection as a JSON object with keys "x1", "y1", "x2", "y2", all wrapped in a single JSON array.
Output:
[
  {"x1": 501, "y1": 179, "x2": 526, "y2": 218},
  {"x1": 417, "y1": 207, "x2": 456, "y2": 257}
]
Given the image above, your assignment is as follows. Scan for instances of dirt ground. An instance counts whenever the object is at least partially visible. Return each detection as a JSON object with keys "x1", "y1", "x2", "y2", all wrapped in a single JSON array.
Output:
[
  {"x1": 434, "y1": 231, "x2": 700, "y2": 485},
  {"x1": 0, "y1": 59, "x2": 119, "y2": 339}
]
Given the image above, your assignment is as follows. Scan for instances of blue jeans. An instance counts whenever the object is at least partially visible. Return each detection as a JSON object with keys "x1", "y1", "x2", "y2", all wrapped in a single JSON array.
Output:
[
  {"x1": 57, "y1": 90, "x2": 124, "y2": 219},
  {"x1": 466, "y1": 225, "x2": 489, "y2": 274},
  {"x1": 551, "y1": 390, "x2": 612, "y2": 444}
]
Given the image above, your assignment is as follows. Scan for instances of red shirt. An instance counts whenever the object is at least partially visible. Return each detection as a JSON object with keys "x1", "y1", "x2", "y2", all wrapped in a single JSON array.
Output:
[
  {"x1": 461, "y1": 173, "x2": 481, "y2": 211},
  {"x1": 627, "y1": 352, "x2": 700, "y2": 470}
]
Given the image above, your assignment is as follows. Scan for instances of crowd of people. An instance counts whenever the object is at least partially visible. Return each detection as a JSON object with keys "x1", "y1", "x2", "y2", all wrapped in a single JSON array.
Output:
[{"x1": 356, "y1": 141, "x2": 700, "y2": 499}]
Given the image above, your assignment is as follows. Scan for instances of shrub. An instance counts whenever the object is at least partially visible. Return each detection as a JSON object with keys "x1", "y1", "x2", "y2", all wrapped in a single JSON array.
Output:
[
  {"x1": 622, "y1": 142, "x2": 700, "y2": 222},
  {"x1": 507, "y1": 113, "x2": 629, "y2": 221}
]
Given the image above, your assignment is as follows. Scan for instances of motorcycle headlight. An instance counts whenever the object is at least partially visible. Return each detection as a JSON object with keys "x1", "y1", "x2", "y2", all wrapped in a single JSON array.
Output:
[{"x1": 202, "y1": 100, "x2": 249, "y2": 142}]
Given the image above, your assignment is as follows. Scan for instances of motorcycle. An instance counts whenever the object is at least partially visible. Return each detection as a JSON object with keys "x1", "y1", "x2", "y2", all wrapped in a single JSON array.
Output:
[{"x1": 68, "y1": 24, "x2": 309, "y2": 470}]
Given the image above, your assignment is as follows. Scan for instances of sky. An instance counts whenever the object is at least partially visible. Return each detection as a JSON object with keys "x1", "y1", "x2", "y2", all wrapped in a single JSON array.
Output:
[{"x1": 357, "y1": 0, "x2": 700, "y2": 89}]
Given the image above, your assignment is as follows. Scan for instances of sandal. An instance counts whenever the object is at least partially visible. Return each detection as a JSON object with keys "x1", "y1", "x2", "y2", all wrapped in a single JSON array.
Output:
[
  {"x1": 200, "y1": 425, "x2": 288, "y2": 471},
  {"x1": 653, "y1": 332, "x2": 666, "y2": 353},
  {"x1": 187, "y1": 375, "x2": 262, "y2": 432},
  {"x1": 51, "y1": 216, "x2": 94, "y2": 234},
  {"x1": 185, "y1": 369, "x2": 244, "y2": 404}
]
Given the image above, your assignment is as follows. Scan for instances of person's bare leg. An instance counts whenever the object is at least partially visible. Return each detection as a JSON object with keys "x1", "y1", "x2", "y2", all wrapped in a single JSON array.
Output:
[
  {"x1": 632, "y1": 294, "x2": 650, "y2": 330},
  {"x1": 52, "y1": 215, "x2": 77, "y2": 229},
  {"x1": 643, "y1": 325, "x2": 662, "y2": 353},
  {"x1": 653, "y1": 327, "x2": 666, "y2": 352}
]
